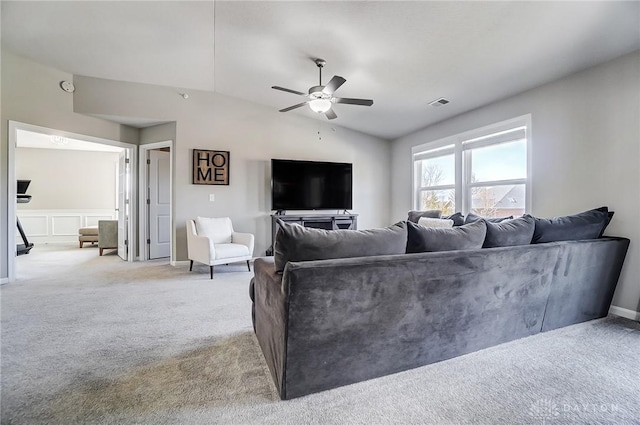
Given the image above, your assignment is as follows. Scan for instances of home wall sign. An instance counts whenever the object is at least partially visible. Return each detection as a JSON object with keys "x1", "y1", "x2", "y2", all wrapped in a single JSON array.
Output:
[{"x1": 193, "y1": 149, "x2": 230, "y2": 185}]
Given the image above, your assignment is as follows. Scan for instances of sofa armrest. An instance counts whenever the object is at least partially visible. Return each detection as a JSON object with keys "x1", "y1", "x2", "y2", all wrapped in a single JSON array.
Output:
[
  {"x1": 98, "y1": 220, "x2": 118, "y2": 248},
  {"x1": 232, "y1": 232, "x2": 255, "y2": 256},
  {"x1": 186, "y1": 219, "x2": 215, "y2": 265},
  {"x1": 253, "y1": 257, "x2": 287, "y2": 399}
]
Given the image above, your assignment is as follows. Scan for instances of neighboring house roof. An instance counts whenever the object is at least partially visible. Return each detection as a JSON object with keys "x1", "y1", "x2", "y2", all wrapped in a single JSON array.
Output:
[
  {"x1": 494, "y1": 185, "x2": 526, "y2": 210},
  {"x1": 470, "y1": 184, "x2": 525, "y2": 211}
]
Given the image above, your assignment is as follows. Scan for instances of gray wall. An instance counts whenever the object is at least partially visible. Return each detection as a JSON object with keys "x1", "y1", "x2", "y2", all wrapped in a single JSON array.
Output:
[
  {"x1": 0, "y1": 49, "x2": 391, "y2": 277},
  {"x1": 73, "y1": 76, "x2": 391, "y2": 260},
  {"x1": 16, "y1": 148, "x2": 119, "y2": 210},
  {"x1": 140, "y1": 122, "x2": 176, "y2": 145},
  {"x1": 391, "y1": 50, "x2": 640, "y2": 313},
  {"x1": 1, "y1": 50, "x2": 138, "y2": 279}
]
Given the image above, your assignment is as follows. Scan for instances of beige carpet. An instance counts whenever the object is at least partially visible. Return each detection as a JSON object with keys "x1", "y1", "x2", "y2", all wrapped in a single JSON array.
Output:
[{"x1": 2, "y1": 243, "x2": 639, "y2": 424}]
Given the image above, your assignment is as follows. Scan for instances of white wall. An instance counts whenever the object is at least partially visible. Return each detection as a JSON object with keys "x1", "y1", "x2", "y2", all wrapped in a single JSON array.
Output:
[
  {"x1": 16, "y1": 148, "x2": 119, "y2": 210},
  {"x1": 1, "y1": 50, "x2": 139, "y2": 279},
  {"x1": 391, "y1": 50, "x2": 640, "y2": 313},
  {"x1": 71, "y1": 74, "x2": 391, "y2": 261}
]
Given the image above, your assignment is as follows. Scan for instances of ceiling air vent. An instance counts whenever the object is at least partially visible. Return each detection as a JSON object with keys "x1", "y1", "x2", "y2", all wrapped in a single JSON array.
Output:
[{"x1": 428, "y1": 98, "x2": 450, "y2": 107}]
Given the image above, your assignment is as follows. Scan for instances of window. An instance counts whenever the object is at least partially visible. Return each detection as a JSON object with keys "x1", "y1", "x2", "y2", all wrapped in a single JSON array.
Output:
[{"x1": 413, "y1": 115, "x2": 530, "y2": 218}]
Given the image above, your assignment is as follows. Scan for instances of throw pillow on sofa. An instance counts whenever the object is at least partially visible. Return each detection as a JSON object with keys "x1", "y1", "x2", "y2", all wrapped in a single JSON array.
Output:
[
  {"x1": 465, "y1": 212, "x2": 513, "y2": 224},
  {"x1": 527, "y1": 207, "x2": 611, "y2": 244},
  {"x1": 407, "y1": 210, "x2": 441, "y2": 223},
  {"x1": 274, "y1": 220, "x2": 408, "y2": 273},
  {"x1": 417, "y1": 217, "x2": 454, "y2": 228},
  {"x1": 442, "y1": 212, "x2": 465, "y2": 226},
  {"x1": 406, "y1": 220, "x2": 487, "y2": 253},
  {"x1": 483, "y1": 216, "x2": 535, "y2": 248}
]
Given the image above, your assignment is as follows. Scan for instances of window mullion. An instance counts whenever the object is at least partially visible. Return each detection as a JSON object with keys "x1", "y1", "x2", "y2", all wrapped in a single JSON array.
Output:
[
  {"x1": 417, "y1": 184, "x2": 455, "y2": 192},
  {"x1": 467, "y1": 178, "x2": 527, "y2": 188},
  {"x1": 462, "y1": 148, "x2": 472, "y2": 214},
  {"x1": 454, "y1": 141, "x2": 463, "y2": 214}
]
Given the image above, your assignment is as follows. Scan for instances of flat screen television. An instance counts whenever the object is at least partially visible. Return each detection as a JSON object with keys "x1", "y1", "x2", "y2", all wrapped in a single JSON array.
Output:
[{"x1": 271, "y1": 159, "x2": 353, "y2": 211}]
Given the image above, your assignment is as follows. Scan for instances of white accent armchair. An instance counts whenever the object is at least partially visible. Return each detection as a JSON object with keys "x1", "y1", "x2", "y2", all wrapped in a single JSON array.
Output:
[{"x1": 186, "y1": 217, "x2": 254, "y2": 279}]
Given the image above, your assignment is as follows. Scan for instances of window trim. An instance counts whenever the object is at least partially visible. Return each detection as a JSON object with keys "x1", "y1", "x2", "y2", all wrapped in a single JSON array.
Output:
[{"x1": 412, "y1": 114, "x2": 532, "y2": 216}]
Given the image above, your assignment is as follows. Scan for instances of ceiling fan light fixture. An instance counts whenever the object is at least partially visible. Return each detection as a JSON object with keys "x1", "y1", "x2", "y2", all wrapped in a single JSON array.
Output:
[{"x1": 309, "y1": 98, "x2": 332, "y2": 113}]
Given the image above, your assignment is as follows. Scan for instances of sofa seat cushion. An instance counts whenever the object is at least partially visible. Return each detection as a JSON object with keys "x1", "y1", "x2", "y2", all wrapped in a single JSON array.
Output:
[
  {"x1": 528, "y1": 207, "x2": 610, "y2": 243},
  {"x1": 196, "y1": 216, "x2": 233, "y2": 244},
  {"x1": 78, "y1": 226, "x2": 99, "y2": 236},
  {"x1": 274, "y1": 220, "x2": 407, "y2": 273},
  {"x1": 483, "y1": 216, "x2": 535, "y2": 248},
  {"x1": 407, "y1": 220, "x2": 487, "y2": 253},
  {"x1": 215, "y1": 243, "x2": 250, "y2": 260}
]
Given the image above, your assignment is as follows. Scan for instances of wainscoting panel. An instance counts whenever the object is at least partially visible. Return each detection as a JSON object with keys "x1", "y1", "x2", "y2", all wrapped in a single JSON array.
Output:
[
  {"x1": 16, "y1": 209, "x2": 117, "y2": 243},
  {"x1": 19, "y1": 216, "x2": 48, "y2": 237},
  {"x1": 52, "y1": 216, "x2": 82, "y2": 236},
  {"x1": 85, "y1": 215, "x2": 115, "y2": 228}
]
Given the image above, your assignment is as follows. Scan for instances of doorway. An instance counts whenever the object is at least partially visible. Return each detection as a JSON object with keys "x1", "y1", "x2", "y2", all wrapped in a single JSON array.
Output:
[
  {"x1": 6, "y1": 121, "x2": 138, "y2": 282},
  {"x1": 138, "y1": 141, "x2": 173, "y2": 262}
]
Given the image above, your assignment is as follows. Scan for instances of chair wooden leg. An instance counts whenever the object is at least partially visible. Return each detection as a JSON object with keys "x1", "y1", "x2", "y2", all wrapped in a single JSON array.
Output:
[
  {"x1": 79, "y1": 241, "x2": 83, "y2": 248},
  {"x1": 189, "y1": 260, "x2": 193, "y2": 272},
  {"x1": 210, "y1": 266, "x2": 214, "y2": 279},
  {"x1": 99, "y1": 248, "x2": 104, "y2": 256},
  {"x1": 247, "y1": 260, "x2": 251, "y2": 272}
]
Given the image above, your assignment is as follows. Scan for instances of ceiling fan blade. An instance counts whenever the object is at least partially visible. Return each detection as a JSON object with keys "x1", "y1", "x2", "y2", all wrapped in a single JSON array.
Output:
[
  {"x1": 322, "y1": 76, "x2": 346, "y2": 95},
  {"x1": 272, "y1": 86, "x2": 306, "y2": 96},
  {"x1": 333, "y1": 97, "x2": 374, "y2": 106},
  {"x1": 325, "y1": 109, "x2": 337, "y2": 120},
  {"x1": 279, "y1": 102, "x2": 309, "y2": 112}
]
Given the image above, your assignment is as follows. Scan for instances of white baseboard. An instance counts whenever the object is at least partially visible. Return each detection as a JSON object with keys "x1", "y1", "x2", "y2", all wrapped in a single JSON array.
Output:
[
  {"x1": 171, "y1": 260, "x2": 190, "y2": 267},
  {"x1": 0, "y1": 277, "x2": 9, "y2": 285},
  {"x1": 609, "y1": 305, "x2": 640, "y2": 321}
]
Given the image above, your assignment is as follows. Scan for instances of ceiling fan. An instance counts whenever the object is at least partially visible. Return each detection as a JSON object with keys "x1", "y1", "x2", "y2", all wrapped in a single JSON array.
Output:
[{"x1": 272, "y1": 58, "x2": 373, "y2": 120}]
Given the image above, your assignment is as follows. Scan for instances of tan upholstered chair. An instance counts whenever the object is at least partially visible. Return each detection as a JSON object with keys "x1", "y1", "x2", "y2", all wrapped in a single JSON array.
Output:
[
  {"x1": 186, "y1": 217, "x2": 254, "y2": 279},
  {"x1": 98, "y1": 220, "x2": 118, "y2": 256}
]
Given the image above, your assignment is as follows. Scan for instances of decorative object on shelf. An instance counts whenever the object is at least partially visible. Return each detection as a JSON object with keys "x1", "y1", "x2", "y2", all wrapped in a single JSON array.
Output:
[
  {"x1": 192, "y1": 149, "x2": 229, "y2": 185},
  {"x1": 272, "y1": 58, "x2": 373, "y2": 120}
]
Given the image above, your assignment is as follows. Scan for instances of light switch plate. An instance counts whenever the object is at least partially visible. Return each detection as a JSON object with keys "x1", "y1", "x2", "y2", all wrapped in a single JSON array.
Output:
[{"x1": 209, "y1": 194, "x2": 215, "y2": 202}]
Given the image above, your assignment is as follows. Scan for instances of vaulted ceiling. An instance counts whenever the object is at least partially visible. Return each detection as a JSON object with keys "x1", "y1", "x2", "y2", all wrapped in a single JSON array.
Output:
[{"x1": 3, "y1": 1, "x2": 639, "y2": 140}]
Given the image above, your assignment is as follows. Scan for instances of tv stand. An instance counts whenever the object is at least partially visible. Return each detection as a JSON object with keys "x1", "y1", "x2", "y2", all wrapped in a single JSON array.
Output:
[{"x1": 267, "y1": 213, "x2": 358, "y2": 256}]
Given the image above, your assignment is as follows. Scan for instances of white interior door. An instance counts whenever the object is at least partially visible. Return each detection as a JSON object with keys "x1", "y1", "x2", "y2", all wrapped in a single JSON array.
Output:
[
  {"x1": 117, "y1": 150, "x2": 128, "y2": 260},
  {"x1": 148, "y1": 150, "x2": 171, "y2": 259}
]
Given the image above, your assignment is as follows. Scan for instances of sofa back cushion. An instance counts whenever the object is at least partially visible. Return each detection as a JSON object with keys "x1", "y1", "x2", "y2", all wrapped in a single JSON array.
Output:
[
  {"x1": 483, "y1": 216, "x2": 535, "y2": 248},
  {"x1": 406, "y1": 220, "x2": 486, "y2": 253},
  {"x1": 528, "y1": 207, "x2": 610, "y2": 243},
  {"x1": 274, "y1": 220, "x2": 408, "y2": 273},
  {"x1": 407, "y1": 210, "x2": 441, "y2": 223},
  {"x1": 442, "y1": 212, "x2": 465, "y2": 226},
  {"x1": 465, "y1": 212, "x2": 513, "y2": 224}
]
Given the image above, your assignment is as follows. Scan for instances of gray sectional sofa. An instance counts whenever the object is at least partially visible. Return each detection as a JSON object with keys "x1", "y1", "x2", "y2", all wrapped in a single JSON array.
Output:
[{"x1": 250, "y1": 213, "x2": 629, "y2": 400}]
